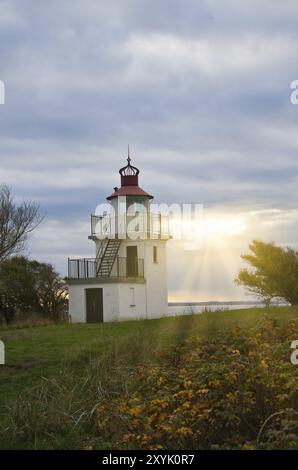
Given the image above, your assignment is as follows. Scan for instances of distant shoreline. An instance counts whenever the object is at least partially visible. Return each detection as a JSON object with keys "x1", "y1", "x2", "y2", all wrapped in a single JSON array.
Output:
[{"x1": 168, "y1": 301, "x2": 286, "y2": 307}]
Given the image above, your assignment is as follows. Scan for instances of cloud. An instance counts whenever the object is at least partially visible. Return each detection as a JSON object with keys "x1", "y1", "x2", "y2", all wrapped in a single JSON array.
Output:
[
  {"x1": 0, "y1": 0, "x2": 297, "y2": 299},
  {"x1": 123, "y1": 32, "x2": 292, "y2": 79}
]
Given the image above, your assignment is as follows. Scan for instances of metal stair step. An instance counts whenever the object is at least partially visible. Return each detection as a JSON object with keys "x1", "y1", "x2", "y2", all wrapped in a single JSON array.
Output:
[{"x1": 96, "y1": 239, "x2": 121, "y2": 277}]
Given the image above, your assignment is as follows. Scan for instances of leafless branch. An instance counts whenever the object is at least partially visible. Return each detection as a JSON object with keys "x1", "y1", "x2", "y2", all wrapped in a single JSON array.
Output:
[{"x1": 0, "y1": 184, "x2": 42, "y2": 262}]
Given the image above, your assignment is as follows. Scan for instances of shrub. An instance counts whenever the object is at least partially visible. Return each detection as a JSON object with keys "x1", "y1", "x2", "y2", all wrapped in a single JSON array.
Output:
[
  {"x1": 95, "y1": 317, "x2": 298, "y2": 449},
  {"x1": 1, "y1": 316, "x2": 297, "y2": 449}
]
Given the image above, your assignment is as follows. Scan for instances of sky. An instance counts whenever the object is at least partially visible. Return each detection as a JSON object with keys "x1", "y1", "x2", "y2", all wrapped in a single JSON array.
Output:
[{"x1": 0, "y1": 0, "x2": 298, "y2": 301}]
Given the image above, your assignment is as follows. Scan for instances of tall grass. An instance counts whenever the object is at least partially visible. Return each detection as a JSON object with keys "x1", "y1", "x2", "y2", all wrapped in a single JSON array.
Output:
[
  {"x1": 0, "y1": 313, "x2": 68, "y2": 330},
  {"x1": 1, "y1": 314, "x2": 298, "y2": 449},
  {"x1": 0, "y1": 331, "x2": 157, "y2": 449}
]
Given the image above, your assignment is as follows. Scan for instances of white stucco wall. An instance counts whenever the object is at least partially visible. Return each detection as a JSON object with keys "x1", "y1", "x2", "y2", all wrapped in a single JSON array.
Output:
[
  {"x1": 68, "y1": 282, "x2": 120, "y2": 323},
  {"x1": 87, "y1": 239, "x2": 168, "y2": 322},
  {"x1": 70, "y1": 207, "x2": 169, "y2": 323},
  {"x1": 118, "y1": 283, "x2": 147, "y2": 320},
  {"x1": 144, "y1": 240, "x2": 168, "y2": 318},
  {"x1": 116, "y1": 239, "x2": 168, "y2": 319}
]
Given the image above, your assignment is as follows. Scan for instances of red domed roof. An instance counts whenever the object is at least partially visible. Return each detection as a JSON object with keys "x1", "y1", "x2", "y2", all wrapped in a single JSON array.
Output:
[
  {"x1": 106, "y1": 151, "x2": 153, "y2": 200},
  {"x1": 107, "y1": 185, "x2": 153, "y2": 200}
]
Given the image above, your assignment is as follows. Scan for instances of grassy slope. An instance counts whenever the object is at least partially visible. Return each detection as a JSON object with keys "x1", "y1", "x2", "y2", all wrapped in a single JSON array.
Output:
[
  {"x1": 0, "y1": 306, "x2": 297, "y2": 449},
  {"x1": 0, "y1": 306, "x2": 297, "y2": 413}
]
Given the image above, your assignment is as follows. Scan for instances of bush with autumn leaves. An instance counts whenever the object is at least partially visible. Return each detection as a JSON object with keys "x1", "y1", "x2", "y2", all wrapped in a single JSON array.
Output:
[
  {"x1": 1, "y1": 312, "x2": 297, "y2": 449},
  {"x1": 95, "y1": 317, "x2": 298, "y2": 449}
]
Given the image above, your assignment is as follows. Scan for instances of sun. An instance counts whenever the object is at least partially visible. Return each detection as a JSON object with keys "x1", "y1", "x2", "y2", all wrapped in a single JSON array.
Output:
[
  {"x1": 168, "y1": 212, "x2": 250, "y2": 302},
  {"x1": 170, "y1": 213, "x2": 248, "y2": 248},
  {"x1": 203, "y1": 216, "x2": 247, "y2": 241}
]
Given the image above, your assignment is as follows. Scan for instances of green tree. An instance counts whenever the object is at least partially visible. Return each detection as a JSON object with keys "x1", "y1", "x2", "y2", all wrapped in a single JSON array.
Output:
[
  {"x1": 0, "y1": 256, "x2": 67, "y2": 323},
  {"x1": 33, "y1": 261, "x2": 68, "y2": 320},
  {"x1": 235, "y1": 240, "x2": 298, "y2": 306}
]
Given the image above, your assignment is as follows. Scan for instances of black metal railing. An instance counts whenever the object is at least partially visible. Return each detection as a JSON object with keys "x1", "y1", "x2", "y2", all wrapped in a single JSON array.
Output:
[
  {"x1": 68, "y1": 257, "x2": 144, "y2": 280},
  {"x1": 90, "y1": 213, "x2": 170, "y2": 239}
]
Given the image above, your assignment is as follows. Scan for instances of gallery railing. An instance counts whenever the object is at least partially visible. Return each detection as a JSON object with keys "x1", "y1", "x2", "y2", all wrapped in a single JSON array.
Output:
[
  {"x1": 68, "y1": 257, "x2": 144, "y2": 279},
  {"x1": 90, "y1": 213, "x2": 170, "y2": 239}
]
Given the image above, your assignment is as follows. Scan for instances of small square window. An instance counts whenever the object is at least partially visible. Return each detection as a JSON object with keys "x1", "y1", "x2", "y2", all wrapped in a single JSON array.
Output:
[{"x1": 153, "y1": 246, "x2": 158, "y2": 263}]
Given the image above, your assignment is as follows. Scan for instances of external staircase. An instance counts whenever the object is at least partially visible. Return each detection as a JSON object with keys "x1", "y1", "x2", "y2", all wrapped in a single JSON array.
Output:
[{"x1": 96, "y1": 239, "x2": 121, "y2": 277}]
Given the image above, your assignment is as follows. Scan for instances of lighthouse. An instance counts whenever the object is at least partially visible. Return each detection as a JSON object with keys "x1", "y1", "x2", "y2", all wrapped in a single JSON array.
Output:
[{"x1": 67, "y1": 152, "x2": 170, "y2": 323}]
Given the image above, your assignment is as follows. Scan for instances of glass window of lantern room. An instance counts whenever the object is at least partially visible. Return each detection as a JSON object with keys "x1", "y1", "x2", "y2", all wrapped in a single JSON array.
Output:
[
  {"x1": 127, "y1": 197, "x2": 145, "y2": 214},
  {"x1": 135, "y1": 198, "x2": 145, "y2": 212},
  {"x1": 126, "y1": 197, "x2": 135, "y2": 214}
]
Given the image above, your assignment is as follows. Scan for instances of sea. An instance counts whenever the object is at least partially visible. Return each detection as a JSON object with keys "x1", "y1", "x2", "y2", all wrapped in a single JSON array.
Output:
[{"x1": 167, "y1": 301, "x2": 287, "y2": 316}]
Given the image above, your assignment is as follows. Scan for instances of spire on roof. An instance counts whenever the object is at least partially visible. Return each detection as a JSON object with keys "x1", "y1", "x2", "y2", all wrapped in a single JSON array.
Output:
[
  {"x1": 106, "y1": 148, "x2": 153, "y2": 200},
  {"x1": 119, "y1": 147, "x2": 139, "y2": 178}
]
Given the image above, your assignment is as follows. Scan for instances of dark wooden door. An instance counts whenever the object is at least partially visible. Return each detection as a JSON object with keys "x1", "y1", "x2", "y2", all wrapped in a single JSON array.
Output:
[
  {"x1": 86, "y1": 288, "x2": 103, "y2": 323},
  {"x1": 127, "y1": 246, "x2": 138, "y2": 277}
]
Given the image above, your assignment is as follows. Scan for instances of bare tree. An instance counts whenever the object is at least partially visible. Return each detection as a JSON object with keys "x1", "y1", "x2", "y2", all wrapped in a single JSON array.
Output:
[{"x1": 0, "y1": 184, "x2": 42, "y2": 262}]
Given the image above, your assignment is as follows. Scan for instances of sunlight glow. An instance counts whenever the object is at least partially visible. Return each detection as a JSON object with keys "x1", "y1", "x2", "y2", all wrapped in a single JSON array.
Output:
[
  {"x1": 168, "y1": 207, "x2": 297, "y2": 302},
  {"x1": 170, "y1": 214, "x2": 248, "y2": 248},
  {"x1": 168, "y1": 214, "x2": 249, "y2": 302},
  {"x1": 203, "y1": 216, "x2": 247, "y2": 240}
]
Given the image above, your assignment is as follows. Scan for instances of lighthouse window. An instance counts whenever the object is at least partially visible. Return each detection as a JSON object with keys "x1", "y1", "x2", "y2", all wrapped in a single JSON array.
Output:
[
  {"x1": 130, "y1": 287, "x2": 135, "y2": 307},
  {"x1": 153, "y1": 246, "x2": 158, "y2": 263},
  {"x1": 135, "y1": 201, "x2": 145, "y2": 212},
  {"x1": 127, "y1": 198, "x2": 145, "y2": 214}
]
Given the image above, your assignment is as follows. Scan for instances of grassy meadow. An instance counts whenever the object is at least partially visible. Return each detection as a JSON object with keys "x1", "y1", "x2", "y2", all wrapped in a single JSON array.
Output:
[{"x1": 0, "y1": 307, "x2": 297, "y2": 450}]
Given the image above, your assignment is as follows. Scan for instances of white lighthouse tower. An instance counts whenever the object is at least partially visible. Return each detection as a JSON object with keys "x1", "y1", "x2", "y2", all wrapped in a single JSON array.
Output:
[{"x1": 68, "y1": 152, "x2": 170, "y2": 323}]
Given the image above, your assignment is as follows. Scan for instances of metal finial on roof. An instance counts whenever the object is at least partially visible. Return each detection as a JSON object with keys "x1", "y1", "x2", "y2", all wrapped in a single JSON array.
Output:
[
  {"x1": 119, "y1": 146, "x2": 139, "y2": 177},
  {"x1": 107, "y1": 148, "x2": 153, "y2": 198}
]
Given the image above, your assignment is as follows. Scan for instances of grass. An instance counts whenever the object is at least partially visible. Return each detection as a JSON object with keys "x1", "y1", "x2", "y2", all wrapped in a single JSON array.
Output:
[{"x1": 0, "y1": 306, "x2": 297, "y2": 449}]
